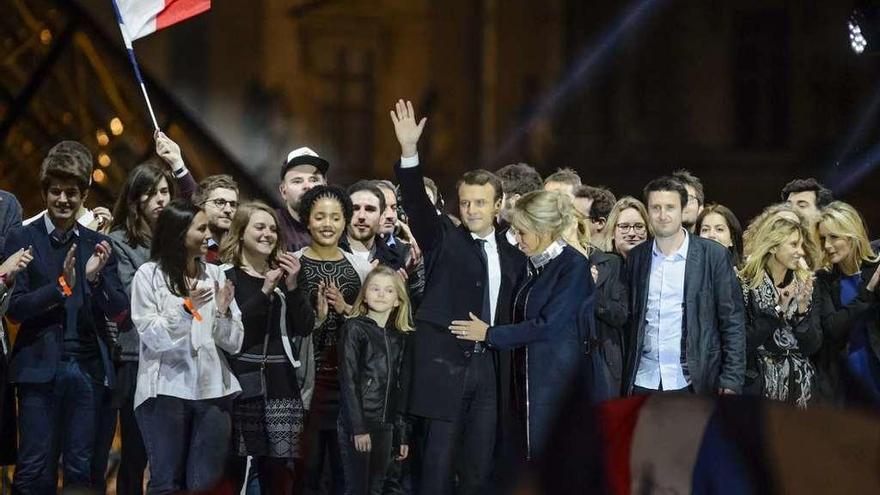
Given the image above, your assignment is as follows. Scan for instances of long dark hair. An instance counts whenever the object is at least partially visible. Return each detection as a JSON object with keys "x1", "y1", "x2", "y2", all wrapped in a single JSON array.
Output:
[
  {"x1": 151, "y1": 199, "x2": 201, "y2": 297},
  {"x1": 695, "y1": 203, "x2": 744, "y2": 267},
  {"x1": 111, "y1": 161, "x2": 176, "y2": 247}
]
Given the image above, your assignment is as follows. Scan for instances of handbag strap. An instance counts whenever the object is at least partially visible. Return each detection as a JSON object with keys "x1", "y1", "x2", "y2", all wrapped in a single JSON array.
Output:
[{"x1": 259, "y1": 293, "x2": 274, "y2": 368}]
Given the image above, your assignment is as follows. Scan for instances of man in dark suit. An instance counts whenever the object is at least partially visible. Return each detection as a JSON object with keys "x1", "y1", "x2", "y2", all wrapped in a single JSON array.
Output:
[
  {"x1": 623, "y1": 176, "x2": 745, "y2": 397},
  {"x1": 3, "y1": 148, "x2": 128, "y2": 494},
  {"x1": 390, "y1": 99, "x2": 526, "y2": 495}
]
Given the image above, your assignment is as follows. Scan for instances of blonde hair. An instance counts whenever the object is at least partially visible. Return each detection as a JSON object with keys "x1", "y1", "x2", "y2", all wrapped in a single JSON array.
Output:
[
  {"x1": 350, "y1": 265, "x2": 414, "y2": 332},
  {"x1": 511, "y1": 190, "x2": 584, "y2": 245},
  {"x1": 817, "y1": 201, "x2": 879, "y2": 274},
  {"x1": 742, "y1": 203, "x2": 821, "y2": 269},
  {"x1": 220, "y1": 201, "x2": 284, "y2": 267},
  {"x1": 563, "y1": 207, "x2": 593, "y2": 256},
  {"x1": 739, "y1": 214, "x2": 817, "y2": 289},
  {"x1": 602, "y1": 196, "x2": 652, "y2": 253}
]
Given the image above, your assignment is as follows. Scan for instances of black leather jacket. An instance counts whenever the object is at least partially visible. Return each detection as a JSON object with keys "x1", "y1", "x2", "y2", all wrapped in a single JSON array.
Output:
[{"x1": 339, "y1": 316, "x2": 411, "y2": 443}]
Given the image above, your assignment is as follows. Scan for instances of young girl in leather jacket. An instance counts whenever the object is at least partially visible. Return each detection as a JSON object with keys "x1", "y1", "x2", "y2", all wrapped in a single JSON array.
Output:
[{"x1": 338, "y1": 265, "x2": 413, "y2": 495}]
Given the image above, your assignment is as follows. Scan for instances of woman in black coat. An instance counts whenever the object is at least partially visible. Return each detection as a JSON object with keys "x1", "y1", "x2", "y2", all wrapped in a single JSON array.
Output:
[
  {"x1": 450, "y1": 190, "x2": 598, "y2": 460},
  {"x1": 814, "y1": 201, "x2": 880, "y2": 406},
  {"x1": 564, "y1": 214, "x2": 629, "y2": 399}
]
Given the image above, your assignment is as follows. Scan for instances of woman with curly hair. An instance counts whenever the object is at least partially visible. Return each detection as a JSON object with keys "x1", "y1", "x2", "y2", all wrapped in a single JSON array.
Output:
[
  {"x1": 739, "y1": 213, "x2": 822, "y2": 407},
  {"x1": 293, "y1": 185, "x2": 372, "y2": 494}
]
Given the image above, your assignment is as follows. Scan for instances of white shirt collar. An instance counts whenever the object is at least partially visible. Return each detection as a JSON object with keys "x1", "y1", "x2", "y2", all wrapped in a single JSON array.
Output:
[
  {"x1": 652, "y1": 229, "x2": 689, "y2": 260},
  {"x1": 471, "y1": 229, "x2": 497, "y2": 248},
  {"x1": 43, "y1": 213, "x2": 79, "y2": 236},
  {"x1": 530, "y1": 240, "x2": 566, "y2": 269}
]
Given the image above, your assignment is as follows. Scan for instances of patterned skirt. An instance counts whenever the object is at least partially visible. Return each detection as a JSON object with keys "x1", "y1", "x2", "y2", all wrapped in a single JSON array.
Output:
[{"x1": 231, "y1": 356, "x2": 306, "y2": 458}]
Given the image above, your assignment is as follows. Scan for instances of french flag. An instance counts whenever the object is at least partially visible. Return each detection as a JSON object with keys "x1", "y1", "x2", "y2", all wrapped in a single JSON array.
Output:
[{"x1": 114, "y1": 0, "x2": 210, "y2": 42}]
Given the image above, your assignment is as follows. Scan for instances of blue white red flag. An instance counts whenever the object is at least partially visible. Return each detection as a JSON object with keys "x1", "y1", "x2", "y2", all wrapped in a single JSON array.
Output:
[{"x1": 115, "y1": 0, "x2": 210, "y2": 42}]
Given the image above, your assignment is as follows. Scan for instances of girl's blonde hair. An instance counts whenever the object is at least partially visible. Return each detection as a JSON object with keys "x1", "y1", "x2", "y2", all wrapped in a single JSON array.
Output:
[
  {"x1": 220, "y1": 201, "x2": 285, "y2": 267},
  {"x1": 739, "y1": 213, "x2": 818, "y2": 289},
  {"x1": 817, "y1": 201, "x2": 879, "y2": 274},
  {"x1": 602, "y1": 196, "x2": 652, "y2": 253},
  {"x1": 350, "y1": 265, "x2": 414, "y2": 332},
  {"x1": 510, "y1": 190, "x2": 585, "y2": 248}
]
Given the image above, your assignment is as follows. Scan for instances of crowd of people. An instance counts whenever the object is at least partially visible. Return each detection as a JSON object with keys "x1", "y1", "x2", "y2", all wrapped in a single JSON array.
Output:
[{"x1": 0, "y1": 98, "x2": 878, "y2": 495}]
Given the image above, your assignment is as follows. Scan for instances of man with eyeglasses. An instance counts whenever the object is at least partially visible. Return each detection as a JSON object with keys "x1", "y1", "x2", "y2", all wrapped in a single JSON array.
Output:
[
  {"x1": 193, "y1": 175, "x2": 239, "y2": 264},
  {"x1": 672, "y1": 169, "x2": 704, "y2": 233}
]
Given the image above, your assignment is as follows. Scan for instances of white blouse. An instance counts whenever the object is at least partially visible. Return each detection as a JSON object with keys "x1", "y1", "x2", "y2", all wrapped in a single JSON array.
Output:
[{"x1": 130, "y1": 261, "x2": 244, "y2": 409}]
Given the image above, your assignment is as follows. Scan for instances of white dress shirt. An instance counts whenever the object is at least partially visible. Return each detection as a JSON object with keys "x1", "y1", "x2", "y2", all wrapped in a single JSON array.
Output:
[
  {"x1": 472, "y1": 230, "x2": 501, "y2": 325},
  {"x1": 635, "y1": 230, "x2": 690, "y2": 390},
  {"x1": 130, "y1": 261, "x2": 244, "y2": 409}
]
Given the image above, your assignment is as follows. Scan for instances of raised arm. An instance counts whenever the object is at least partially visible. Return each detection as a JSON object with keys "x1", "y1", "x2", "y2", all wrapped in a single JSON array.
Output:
[
  {"x1": 156, "y1": 131, "x2": 197, "y2": 201},
  {"x1": 390, "y1": 100, "x2": 442, "y2": 251}
]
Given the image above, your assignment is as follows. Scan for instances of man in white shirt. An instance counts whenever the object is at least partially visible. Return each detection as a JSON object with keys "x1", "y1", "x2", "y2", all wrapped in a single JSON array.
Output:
[
  {"x1": 390, "y1": 99, "x2": 526, "y2": 495},
  {"x1": 624, "y1": 176, "x2": 745, "y2": 396}
]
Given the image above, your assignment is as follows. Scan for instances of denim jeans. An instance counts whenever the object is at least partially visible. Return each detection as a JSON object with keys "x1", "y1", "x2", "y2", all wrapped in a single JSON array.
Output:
[
  {"x1": 135, "y1": 395, "x2": 233, "y2": 495},
  {"x1": 14, "y1": 358, "x2": 106, "y2": 494}
]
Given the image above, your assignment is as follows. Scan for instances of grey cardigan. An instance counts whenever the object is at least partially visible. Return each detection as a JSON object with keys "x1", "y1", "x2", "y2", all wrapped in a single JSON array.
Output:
[{"x1": 108, "y1": 228, "x2": 151, "y2": 362}]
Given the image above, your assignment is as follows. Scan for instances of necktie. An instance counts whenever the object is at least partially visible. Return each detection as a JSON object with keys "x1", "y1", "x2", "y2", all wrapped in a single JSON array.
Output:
[
  {"x1": 474, "y1": 238, "x2": 491, "y2": 353},
  {"x1": 50, "y1": 228, "x2": 75, "y2": 248}
]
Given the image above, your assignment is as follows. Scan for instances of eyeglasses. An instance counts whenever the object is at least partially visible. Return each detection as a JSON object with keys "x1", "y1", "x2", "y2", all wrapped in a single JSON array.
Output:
[
  {"x1": 204, "y1": 198, "x2": 239, "y2": 209},
  {"x1": 616, "y1": 223, "x2": 646, "y2": 234}
]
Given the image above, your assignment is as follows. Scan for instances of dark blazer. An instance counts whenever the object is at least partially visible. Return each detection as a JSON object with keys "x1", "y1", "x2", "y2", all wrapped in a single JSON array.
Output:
[
  {"x1": 486, "y1": 246, "x2": 595, "y2": 455},
  {"x1": 813, "y1": 262, "x2": 880, "y2": 404},
  {"x1": 623, "y1": 232, "x2": 746, "y2": 395},
  {"x1": 590, "y1": 250, "x2": 629, "y2": 397},
  {"x1": 3, "y1": 219, "x2": 128, "y2": 387},
  {"x1": 395, "y1": 161, "x2": 526, "y2": 420}
]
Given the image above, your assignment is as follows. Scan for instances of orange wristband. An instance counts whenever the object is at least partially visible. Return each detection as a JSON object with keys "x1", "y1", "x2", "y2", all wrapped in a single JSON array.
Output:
[
  {"x1": 58, "y1": 276, "x2": 72, "y2": 297},
  {"x1": 183, "y1": 298, "x2": 203, "y2": 322}
]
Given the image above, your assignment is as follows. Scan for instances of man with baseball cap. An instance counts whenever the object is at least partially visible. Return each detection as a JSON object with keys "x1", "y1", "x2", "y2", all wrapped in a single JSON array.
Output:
[{"x1": 276, "y1": 147, "x2": 329, "y2": 252}]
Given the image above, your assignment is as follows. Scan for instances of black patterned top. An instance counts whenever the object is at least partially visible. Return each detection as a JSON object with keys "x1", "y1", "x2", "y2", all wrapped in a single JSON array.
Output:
[{"x1": 297, "y1": 256, "x2": 361, "y2": 373}]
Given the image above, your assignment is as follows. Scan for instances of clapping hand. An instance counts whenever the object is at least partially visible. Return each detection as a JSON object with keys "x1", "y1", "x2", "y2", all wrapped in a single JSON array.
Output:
[
  {"x1": 62, "y1": 244, "x2": 77, "y2": 289},
  {"x1": 189, "y1": 285, "x2": 213, "y2": 311},
  {"x1": 261, "y1": 268, "x2": 284, "y2": 295},
  {"x1": 85, "y1": 241, "x2": 112, "y2": 283},
  {"x1": 215, "y1": 280, "x2": 235, "y2": 316},
  {"x1": 315, "y1": 281, "x2": 329, "y2": 325},
  {"x1": 277, "y1": 252, "x2": 301, "y2": 291},
  {"x1": 325, "y1": 281, "x2": 350, "y2": 315},
  {"x1": 0, "y1": 247, "x2": 33, "y2": 282}
]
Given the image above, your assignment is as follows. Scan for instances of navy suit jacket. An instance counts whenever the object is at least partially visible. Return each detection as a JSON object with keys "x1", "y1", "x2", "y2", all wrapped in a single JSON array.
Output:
[
  {"x1": 3, "y1": 218, "x2": 128, "y2": 387},
  {"x1": 487, "y1": 247, "x2": 598, "y2": 406},
  {"x1": 395, "y1": 161, "x2": 526, "y2": 420}
]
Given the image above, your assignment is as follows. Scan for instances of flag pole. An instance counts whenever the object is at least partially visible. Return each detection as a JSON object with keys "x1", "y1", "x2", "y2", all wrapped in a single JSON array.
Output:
[{"x1": 109, "y1": 0, "x2": 160, "y2": 131}]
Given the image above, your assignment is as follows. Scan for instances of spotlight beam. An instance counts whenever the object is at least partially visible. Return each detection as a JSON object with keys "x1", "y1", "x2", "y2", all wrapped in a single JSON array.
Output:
[
  {"x1": 486, "y1": 0, "x2": 668, "y2": 166},
  {"x1": 830, "y1": 137, "x2": 880, "y2": 193},
  {"x1": 826, "y1": 80, "x2": 880, "y2": 174}
]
